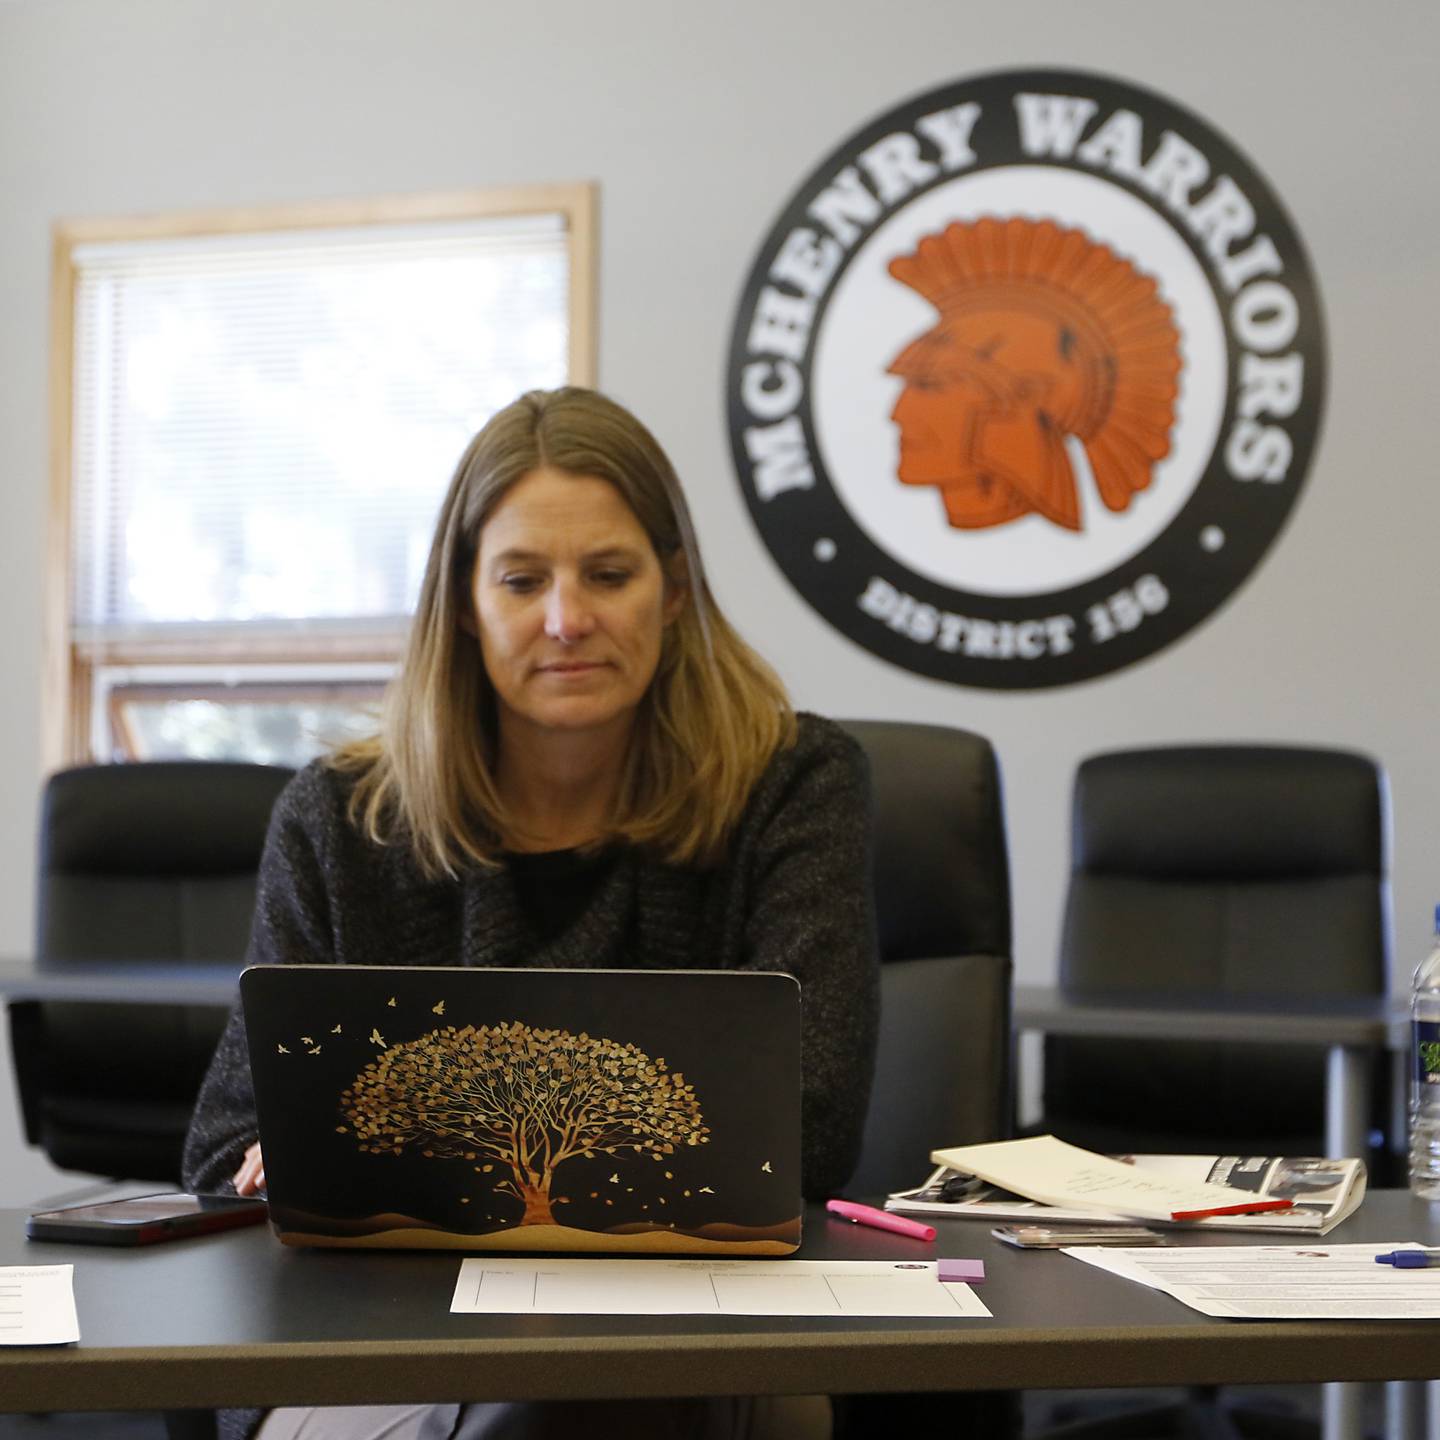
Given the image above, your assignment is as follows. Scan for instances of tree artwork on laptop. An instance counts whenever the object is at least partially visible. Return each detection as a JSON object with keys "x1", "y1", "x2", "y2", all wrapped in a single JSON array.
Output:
[
  {"x1": 339, "y1": 1022, "x2": 711, "y2": 1227},
  {"x1": 241, "y1": 965, "x2": 802, "y2": 1254}
]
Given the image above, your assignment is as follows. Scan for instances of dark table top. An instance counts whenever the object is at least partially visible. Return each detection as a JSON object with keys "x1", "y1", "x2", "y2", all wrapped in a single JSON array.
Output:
[
  {"x1": 1014, "y1": 984, "x2": 1407, "y2": 1048},
  {"x1": 3, "y1": 1192, "x2": 1440, "y2": 1413}
]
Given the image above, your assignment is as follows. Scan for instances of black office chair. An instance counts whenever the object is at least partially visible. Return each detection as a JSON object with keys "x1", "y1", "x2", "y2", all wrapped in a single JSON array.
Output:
[
  {"x1": 838, "y1": 719, "x2": 1013, "y2": 1195},
  {"x1": 9, "y1": 760, "x2": 294, "y2": 1184},
  {"x1": 1032, "y1": 744, "x2": 1391, "y2": 1440},
  {"x1": 835, "y1": 719, "x2": 1016, "y2": 1440},
  {"x1": 1042, "y1": 744, "x2": 1390, "y2": 1163}
]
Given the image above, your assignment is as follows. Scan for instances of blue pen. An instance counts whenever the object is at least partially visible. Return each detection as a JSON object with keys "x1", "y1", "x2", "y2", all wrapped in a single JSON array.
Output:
[{"x1": 1374, "y1": 1249, "x2": 1440, "y2": 1269}]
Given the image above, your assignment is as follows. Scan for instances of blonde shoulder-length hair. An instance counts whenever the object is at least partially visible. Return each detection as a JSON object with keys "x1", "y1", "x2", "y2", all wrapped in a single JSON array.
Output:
[{"x1": 332, "y1": 386, "x2": 796, "y2": 876}]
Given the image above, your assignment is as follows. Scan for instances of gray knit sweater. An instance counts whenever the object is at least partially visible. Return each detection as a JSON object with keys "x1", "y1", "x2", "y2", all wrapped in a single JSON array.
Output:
[{"x1": 183, "y1": 713, "x2": 880, "y2": 1205}]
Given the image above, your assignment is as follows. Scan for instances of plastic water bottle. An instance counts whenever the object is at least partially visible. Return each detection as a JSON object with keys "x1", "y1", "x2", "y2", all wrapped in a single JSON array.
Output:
[{"x1": 1409, "y1": 905, "x2": 1440, "y2": 1199}]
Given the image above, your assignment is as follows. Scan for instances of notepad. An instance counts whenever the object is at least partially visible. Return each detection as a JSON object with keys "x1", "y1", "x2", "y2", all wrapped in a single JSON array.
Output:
[{"x1": 930, "y1": 1136, "x2": 1294, "y2": 1223}]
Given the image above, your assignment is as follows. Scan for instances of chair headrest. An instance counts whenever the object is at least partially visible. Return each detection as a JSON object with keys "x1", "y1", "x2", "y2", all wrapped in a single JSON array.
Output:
[
  {"x1": 40, "y1": 761, "x2": 296, "y2": 877},
  {"x1": 1073, "y1": 745, "x2": 1385, "y2": 879},
  {"x1": 837, "y1": 720, "x2": 1011, "y2": 962}
]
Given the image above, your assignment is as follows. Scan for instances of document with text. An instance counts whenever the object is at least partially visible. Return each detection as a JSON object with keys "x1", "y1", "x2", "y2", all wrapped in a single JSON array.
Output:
[
  {"x1": 1063, "y1": 1242, "x2": 1440, "y2": 1319},
  {"x1": 892, "y1": 1154, "x2": 1365, "y2": 1234},
  {"x1": 0, "y1": 1265, "x2": 80, "y2": 1345},
  {"x1": 450, "y1": 1258, "x2": 991, "y2": 1319},
  {"x1": 931, "y1": 1136, "x2": 1298, "y2": 1222}
]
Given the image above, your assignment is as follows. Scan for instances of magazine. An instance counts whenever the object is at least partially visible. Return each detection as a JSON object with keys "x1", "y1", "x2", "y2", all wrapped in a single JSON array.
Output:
[{"x1": 887, "y1": 1150, "x2": 1367, "y2": 1234}]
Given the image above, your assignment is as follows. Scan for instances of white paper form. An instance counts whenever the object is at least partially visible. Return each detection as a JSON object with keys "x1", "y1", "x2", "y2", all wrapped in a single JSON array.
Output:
[
  {"x1": 1062, "y1": 1242, "x2": 1440, "y2": 1319},
  {"x1": 0, "y1": 1266, "x2": 80, "y2": 1345},
  {"x1": 450, "y1": 1259, "x2": 991, "y2": 1319}
]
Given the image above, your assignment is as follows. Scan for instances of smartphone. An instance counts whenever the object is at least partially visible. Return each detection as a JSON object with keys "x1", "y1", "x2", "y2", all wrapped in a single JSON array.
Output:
[
  {"x1": 992, "y1": 1223, "x2": 1167, "y2": 1249},
  {"x1": 26, "y1": 1192, "x2": 267, "y2": 1246}
]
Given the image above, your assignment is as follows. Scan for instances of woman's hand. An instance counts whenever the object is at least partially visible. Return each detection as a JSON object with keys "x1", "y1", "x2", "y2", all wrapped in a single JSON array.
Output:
[{"x1": 233, "y1": 1141, "x2": 266, "y2": 1196}]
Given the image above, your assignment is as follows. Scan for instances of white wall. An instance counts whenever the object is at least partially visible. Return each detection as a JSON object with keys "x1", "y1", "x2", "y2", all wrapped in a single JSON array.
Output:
[{"x1": 1, "y1": 0, "x2": 1436, "y2": 1204}]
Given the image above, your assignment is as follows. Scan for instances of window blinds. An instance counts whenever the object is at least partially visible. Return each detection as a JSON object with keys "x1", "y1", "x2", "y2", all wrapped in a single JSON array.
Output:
[{"x1": 70, "y1": 214, "x2": 569, "y2": 635}]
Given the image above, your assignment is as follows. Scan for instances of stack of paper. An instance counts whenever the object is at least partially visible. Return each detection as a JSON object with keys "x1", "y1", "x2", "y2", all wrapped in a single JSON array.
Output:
[
  {"x1": 915, "y1": 1137, "x2": 1360, "y2": 1230},
  {"x1": 889, "y1": 1148, "x2": 1366, "y2": 1234}
]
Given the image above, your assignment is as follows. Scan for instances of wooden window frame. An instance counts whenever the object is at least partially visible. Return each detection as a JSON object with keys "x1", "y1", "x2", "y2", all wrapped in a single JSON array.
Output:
[
  {"x1": 46, "y1": 183, "x2": 598, "y2": 770},
  {"x1": 105, "y1": 678, "x2": 387, "y2": 763}
]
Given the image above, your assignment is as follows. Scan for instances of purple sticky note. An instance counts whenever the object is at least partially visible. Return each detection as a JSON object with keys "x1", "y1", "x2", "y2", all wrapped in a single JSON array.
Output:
[{"x1": 937, "y1": 1258, "x2": 986, "y2": 1284}]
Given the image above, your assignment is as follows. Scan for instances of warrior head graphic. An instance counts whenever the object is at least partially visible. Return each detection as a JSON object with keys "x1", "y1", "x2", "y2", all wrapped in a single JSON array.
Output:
[{"x1": 887, "y1": 217, "x2": 1182, "y2": 532}]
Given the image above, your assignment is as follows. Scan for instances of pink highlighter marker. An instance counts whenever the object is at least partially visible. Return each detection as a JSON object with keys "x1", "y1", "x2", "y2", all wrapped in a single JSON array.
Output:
[{"x1": 826, "y1": 1199, "x2": 936, "y2": 1242}]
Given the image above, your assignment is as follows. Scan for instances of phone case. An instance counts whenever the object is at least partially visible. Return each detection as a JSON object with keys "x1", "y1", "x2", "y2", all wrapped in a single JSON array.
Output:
[
  {"x1": 992, "y1": 1224, "x2": 1165, "y2": 1248},
  {"x1": 25, "y1": 1194, "x2": 267, "y2": 1247}
]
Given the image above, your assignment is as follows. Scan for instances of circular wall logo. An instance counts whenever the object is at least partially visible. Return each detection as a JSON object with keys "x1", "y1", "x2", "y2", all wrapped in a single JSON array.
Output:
[{"x1": 726, "y1": 69, "x2": 1326, "y2": 688}]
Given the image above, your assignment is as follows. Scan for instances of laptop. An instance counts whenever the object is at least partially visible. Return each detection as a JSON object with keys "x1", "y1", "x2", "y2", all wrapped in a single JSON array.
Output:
[{"x1": 240, "y1": 964, "x2": 802, "y2": 1255}]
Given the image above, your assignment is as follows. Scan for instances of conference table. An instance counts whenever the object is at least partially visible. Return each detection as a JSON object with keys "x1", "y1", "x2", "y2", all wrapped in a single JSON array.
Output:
[
  {"x1": 0, "y1": 959, "x2": 1417, "y2": 1438},
  {"x1": 1, "y1": 1195, "x2": 1438, "y2": 1429},
  {"x1": 0, "y1": 957, "x2": 246, "y2": 1008}
]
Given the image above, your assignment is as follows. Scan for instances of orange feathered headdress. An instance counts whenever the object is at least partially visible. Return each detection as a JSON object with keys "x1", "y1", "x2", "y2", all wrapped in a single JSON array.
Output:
[{"x1": 888, "y1": 217, "x2": 1181, "y2": 523}]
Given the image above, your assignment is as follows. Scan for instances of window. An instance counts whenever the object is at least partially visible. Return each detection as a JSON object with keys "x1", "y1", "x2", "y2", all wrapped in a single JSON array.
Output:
[{"x1": 48, "y1": 185, "x2": 596, "y2": 767}]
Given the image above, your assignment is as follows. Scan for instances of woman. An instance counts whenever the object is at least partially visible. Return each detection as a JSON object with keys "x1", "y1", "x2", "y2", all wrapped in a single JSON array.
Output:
[{"x1": 182, "y1": 387, "x2": 879, "y2": 1440}]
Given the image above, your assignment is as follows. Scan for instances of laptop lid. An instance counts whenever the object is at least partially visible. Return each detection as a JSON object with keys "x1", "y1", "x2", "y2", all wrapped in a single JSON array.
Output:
[{"x1": 240, "y1": 964, "x2": 802, "y2": 1255}]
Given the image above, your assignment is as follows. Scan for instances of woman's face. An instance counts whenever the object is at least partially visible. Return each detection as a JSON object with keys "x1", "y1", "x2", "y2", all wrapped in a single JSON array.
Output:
[{"x1": 469, "y1": 466, "x2": 682, "y2": 750}]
